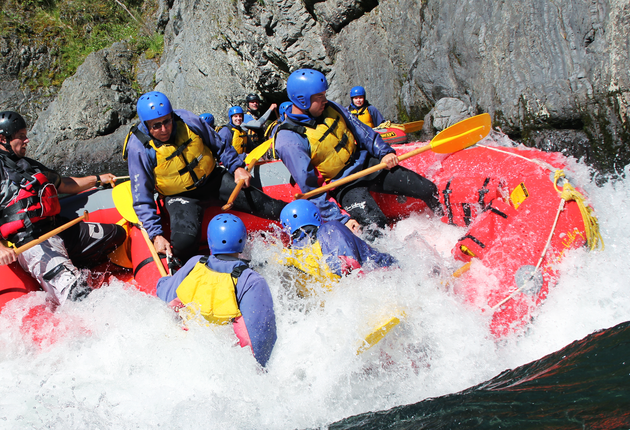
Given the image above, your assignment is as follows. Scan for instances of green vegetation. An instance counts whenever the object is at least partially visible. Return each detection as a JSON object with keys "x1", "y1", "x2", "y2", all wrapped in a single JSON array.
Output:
[{"x1": 0, "y1": 0, "x2": 161, "y2": 88}]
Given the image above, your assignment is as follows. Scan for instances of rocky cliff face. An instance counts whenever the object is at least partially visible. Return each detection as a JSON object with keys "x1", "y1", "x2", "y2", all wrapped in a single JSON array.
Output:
[{"x1": 2, "y1": 0, "x2": 628, "y2": 175}]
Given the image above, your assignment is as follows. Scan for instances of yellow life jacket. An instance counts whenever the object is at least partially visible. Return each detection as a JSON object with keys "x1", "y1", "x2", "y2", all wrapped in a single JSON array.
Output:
[
  {"x1": 176, "y1": 257, "x2": 244, "y2": 325},
  {"x1": 218, "y1": 125, "x2": 248, "y2": 155},
  {"x1": 122, "y1": 116, "x2": 216, "y2": 196},
  {"x1": 349, "y1": 104, "x2": 374, "y2": 128},
  {"x1": 280, "y1": 240, "x2": 340, "y2": 296},
  {"x1": 273, "y1": 106, "x2": 356, "y2": 182}
]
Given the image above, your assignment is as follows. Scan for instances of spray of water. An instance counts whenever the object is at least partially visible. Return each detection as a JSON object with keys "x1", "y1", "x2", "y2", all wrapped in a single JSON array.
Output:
[{"x1": 1, "y1": 148, "x2": 629, "y2": 429}]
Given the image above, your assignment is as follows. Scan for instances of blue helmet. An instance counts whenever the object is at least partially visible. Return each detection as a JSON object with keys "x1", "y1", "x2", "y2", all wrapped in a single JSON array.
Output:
[
  {"x1": 286, "y1": 69, "x2": 328, "y2": 110},
  {"x1": 137, "y1": 91, "x2": 172, "y2": 124},
  {"x1": 200, "y1": 113, "x2": 215, "y2": 127},
  {"x1": 228, "y1": 106, "x2": 244, "y2": 119},
  {"x1": 280, "y1": 200, "x2": 322, "y2": 234},
  {"x1": 207, "y1": 213, "x2": 247, "y2": 254},
  {"x1": 350, "y1": 86, "x2": 366, "y2": 98},
  {"x1": 279, "y1": 102, "x2": 292, "y2": 120}
]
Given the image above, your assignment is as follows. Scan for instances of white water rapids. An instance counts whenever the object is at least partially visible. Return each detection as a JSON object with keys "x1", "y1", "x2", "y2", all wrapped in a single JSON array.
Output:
[{"x1": 1, "y1": 141, "x2": 630, "y2": 429}]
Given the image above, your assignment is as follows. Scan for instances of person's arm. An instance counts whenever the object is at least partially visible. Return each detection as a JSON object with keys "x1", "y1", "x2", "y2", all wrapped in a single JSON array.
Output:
[
  {"x1": 235, "y1": 270, "x2": 277, "y2": 367},
  {"x1": 242, "y1": 104, "x2": 278, "y2": 130},
  {"x1": 332, "y1": 101, "x2": 395, "y2": 160},
  {"x1": 57, "y1": 173, "x2": 117, "y2": 194},
  {"x1": 177, "y1": 110, "x2": 246, "y2": 175},
  {"x1": 126, "y1": 138, "x2": 164, "y2": 240},
  {"x1": 369, "y1": 106, "x2": 385, "y2": 127},
  {"x1": 275, "y1": 130, "x2": 350, "y2": 225}
]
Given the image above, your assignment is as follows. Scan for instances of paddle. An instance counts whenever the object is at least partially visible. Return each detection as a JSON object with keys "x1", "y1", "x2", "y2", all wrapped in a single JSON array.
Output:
[
  {"x1": 375, "y1": 120, "x2": 424, "y2": 133},
  {"x1": 295, "y1": 113, "x2": 492, "y2": 200},
  {"x1": 111, "y1": 181, "x2": 168, "y2": 277},
  {"x1": 15, "y1": 211, "x2": 89, "y2": 255},
  {"x1": 222, "y1": 158, "x2": 258, "y2": 211},
  {"x1": 244, "y1": 137, "x2": 273, "y2": 165}
]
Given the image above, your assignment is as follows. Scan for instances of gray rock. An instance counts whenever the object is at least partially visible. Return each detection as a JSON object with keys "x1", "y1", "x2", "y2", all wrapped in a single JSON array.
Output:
[
  {"x1": 29, "y1": 43, "x2": 137, "y2": 171},
  {"x1": 8, "y1": 0, "x2": 630, "y2": 173},
  {"x1": 429, "y1": 98, "x2": 474, "y2": 132}
]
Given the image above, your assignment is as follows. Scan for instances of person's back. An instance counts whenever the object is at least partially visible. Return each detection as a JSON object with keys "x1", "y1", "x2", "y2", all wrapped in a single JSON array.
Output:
[
  {"x1": 156, "y1": 214, "x2": 277, "y2": 367},
  {"x1": 279, "y1": 200, "x2": 396, "y2": 295}
]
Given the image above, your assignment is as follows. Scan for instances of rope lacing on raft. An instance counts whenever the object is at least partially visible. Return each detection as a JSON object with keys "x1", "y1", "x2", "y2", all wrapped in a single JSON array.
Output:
[
  {"x1": 553, "y1": 170, "x2": 604, "y2": 251},
  {"x1": 478, "y1": 145, "x2": 604, "y2": 252}
]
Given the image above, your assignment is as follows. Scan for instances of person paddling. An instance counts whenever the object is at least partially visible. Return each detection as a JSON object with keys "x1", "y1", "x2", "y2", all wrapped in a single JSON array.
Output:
[
  {"x1": 123, "y1": 92, "x2": 286, "y2": 263},
  {"x1": 273, "y1": 69, "x2": 443, "y2": 240},
  {"x1": 0, "y1": 111, "x2": 126, "y2": 307},
  {"x1": 279, "y1": 200, "x2": 397, "y2": 295},
  {"x1": 156, "y1": 214, "x2": 277, "y2": 367}
]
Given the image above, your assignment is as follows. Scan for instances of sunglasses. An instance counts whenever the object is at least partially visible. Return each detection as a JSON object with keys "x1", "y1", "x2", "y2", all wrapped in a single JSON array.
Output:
[{"x1": 149, "y1": 117, "x2": 172, "y2": 131}]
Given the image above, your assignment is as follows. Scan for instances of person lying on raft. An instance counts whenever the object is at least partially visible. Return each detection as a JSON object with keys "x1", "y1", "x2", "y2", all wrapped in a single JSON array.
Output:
[
  {"x1": 273, "y1": 69, "x2": 442, "y2": 240},
  {"x1": 124, "y1": 91, "x2": 286, "y2": 263},
  {"x1": 279, "y1": 200, "x2": 397, "y2": 296},
  {"x1": 156, "y1": 214, "x2": 277, "y2": 367},
  {"x1": 0, "y1": 111, "x2": 126, "y2": 307}
]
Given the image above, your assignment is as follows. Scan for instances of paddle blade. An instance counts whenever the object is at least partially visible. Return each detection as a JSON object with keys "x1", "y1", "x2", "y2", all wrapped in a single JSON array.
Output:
[
  {"x1": 430, "y1": 113, "x2": 492, "y2": 154},
  {"x1": 112, "y1": 181, "x2": 139, "y2": 224},
  {"x1": 245, "y1": 138, "x2": 273, "y2": 165},
  {"x1": 357, "y1": 311, "x2": 406, "y2": 354},
  {"x1": 403, "y1": 120, "x2": 424, "y2": 133}
]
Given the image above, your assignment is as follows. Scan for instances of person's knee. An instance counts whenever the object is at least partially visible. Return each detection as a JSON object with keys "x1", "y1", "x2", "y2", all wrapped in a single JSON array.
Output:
[{"x1": 169, "y1": 232, "x2": 199, "y2": 261}]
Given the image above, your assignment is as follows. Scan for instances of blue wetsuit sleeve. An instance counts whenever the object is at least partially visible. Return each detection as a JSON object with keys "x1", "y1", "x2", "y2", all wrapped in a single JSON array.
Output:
[
  {"x1": 127, "y1": 136, "x2": 164, "y2": 240},
  {"x1": 177, "y1": 110, "x2": 245, "y2": 174},
  {"x1": 368, "y1": 106, "x2": 385, "y2": 127},
  {"x1": 330, "y1": 101, "x2": 394, "y2": 160},
  {"x1": 235, "y1": 270, "x2": 277, "y2": 367},
  {"x1": 318, "y1": 222, "x2": 397, "y2": 274},
  {"x1": 156, "y1": 256, "x2": 202, "y2": 302},
  {"x1": 275, "y1": 129, "x2": 350, "y2": 225}
]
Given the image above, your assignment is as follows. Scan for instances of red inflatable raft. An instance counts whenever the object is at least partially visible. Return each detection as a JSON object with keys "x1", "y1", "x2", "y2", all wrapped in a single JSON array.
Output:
[{"x1": 0, "y1": 140, "x2": 601, "y2": 339}]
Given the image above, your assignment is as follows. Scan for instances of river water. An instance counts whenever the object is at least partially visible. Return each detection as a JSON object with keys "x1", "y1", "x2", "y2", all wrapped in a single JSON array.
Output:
[{"x1": 1, "y1": 142, "x2": 629, "y2": 429}]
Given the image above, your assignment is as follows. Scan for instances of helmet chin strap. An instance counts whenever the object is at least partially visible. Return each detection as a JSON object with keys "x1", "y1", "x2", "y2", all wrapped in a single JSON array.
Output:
[{"x1": 0, "y1": 136, "x2": 16, "y2": 157}]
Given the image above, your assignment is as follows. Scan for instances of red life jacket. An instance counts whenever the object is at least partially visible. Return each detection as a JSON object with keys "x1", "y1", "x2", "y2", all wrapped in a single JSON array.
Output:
[{"x1": 0, "y1": 156, "x2": 60, "y2": 242}]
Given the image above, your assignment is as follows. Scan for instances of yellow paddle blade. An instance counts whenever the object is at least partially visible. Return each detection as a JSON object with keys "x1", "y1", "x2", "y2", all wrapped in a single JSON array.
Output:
[
  {"x1": 111, "y1": 181, "x2": 139, "y2": 224},
  {"x1": 403, "y1": 120, "x2": 424, "y2": 133},
  {"x1": 430, "y1": 113, "x2": 492, "y2": 154},
  {"x1": 357, "y1": 311, "x2": 406, "y2": 354},
  {"x1": 245, "y1": 138, "x2": 273, "y2": 165}
]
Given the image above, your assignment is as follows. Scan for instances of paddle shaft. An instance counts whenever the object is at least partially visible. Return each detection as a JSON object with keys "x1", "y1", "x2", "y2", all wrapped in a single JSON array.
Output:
[
  {"x1": 222, "y1": 158, "x2": 258, "y2": 210},
  {"x1": 137, "y1": 223, "x2": 168, "y2": 277},
  {"x1": 295, "y1": 143, "x2": 432, "y2": 200},
  {"x1": 15, "y1": 211, "x2": 89, "y2": 255}
]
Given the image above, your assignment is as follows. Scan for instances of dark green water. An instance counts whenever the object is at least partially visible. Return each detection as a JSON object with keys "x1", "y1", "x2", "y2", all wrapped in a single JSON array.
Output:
[{"x1": 330, "y1": 321, "x2": 630, "y2": 429}]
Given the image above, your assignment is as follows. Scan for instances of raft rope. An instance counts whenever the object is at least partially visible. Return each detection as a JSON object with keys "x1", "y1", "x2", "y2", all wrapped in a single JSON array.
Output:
[
  {"x1": 473, "y1": 146, "x2": 604, "y2": 310},
  {"x1": 477, "y1": 145, "x2": 603, "y2": 251}
]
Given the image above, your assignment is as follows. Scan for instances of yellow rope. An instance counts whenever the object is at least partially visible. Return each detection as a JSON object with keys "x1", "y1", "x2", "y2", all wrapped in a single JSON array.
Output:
[{"x1": 553, "y1": 170, "x2": 604, "y2": 251}]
